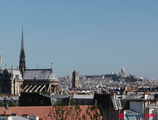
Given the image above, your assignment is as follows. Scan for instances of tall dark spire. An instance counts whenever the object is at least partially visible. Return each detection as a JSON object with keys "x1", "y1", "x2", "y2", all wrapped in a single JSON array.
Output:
[
  {"x1": 21, "y1": 25, "x2": 24, "y2": 51},
  {"x1": 0, "y1": 52, "x2": 2, "y2": 74},
  {"x1": 19, "y1": 25, "x2": 26, "y2": 77}
]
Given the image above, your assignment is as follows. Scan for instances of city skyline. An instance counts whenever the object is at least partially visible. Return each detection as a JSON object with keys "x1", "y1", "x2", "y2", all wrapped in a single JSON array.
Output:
[{"x1": 0, "y1": 1, "x2": 158, "y2": 79}]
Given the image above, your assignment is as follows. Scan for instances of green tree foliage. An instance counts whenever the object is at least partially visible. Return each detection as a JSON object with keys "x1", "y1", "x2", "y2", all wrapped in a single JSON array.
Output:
[
  {"x1": 104, "y1": 74, "x2": 119, "y2": 81},
  {"x1": 125, "y1": 75, "x2": 142, "y2": 82},
  {"x1": 75, "y1": 105, "x2": 82, "y2": 120},
  {"x1": 53, "y1": 102, "x2": 84, "y2": 120},
  {"x1": 40, "y1": 91, "x2": 50, "y2": 95},
  {"x1": 97, "y1": 103, "x2": 103, "y2": 116},
  {"x1": 53, "y1": 102, "x2": 69, "y2": 120},
  {"x1": 0, "y1": 101, "x2": 4, "y2": 107},
  {"x1": 9, "y1": 100, "x2": 16, "y2": 107},
  {"x1": 86, "y1": 74, "x2": 120, "y2": 81},
  {"x1": 82, "y1": 114, "x2": 87, "y2": 120},
  {"x1": 86, "y1": 104, "x2": 102, "y2": 120},
  {"x1": 0, "y1": 93, "x2": 11, "y2": 96}
]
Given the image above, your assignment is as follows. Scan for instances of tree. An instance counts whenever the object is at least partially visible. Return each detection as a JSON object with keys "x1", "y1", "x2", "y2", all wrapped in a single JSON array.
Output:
[
  {"x1": 97, "y1": 103, "x2": 103, "y2": 116},
  {"x1": 52, "y1": 102, "x2": 84, "y2": 120},
  {"x1": 53, "y1": 102, "x2": 69, "y2": 120},
  {"x1": 104, "y1": 74, "x2": 119, "y2": 81},
  {"x1": 86, "y1": 104, "x2": 102, "y2": 120},
  {"x1": 75, "y1": 105, "x2": 82, "y2": 120},
  {"x1": 82, "y1": 114, "x2": 87, "y2": 120},
  {"x1": 125, "y1": 75, "x2": 138, "y2": 82},
  {"x1": 40, "y1": 91, "x2": 50, "y2": 95},
  {"x1": 9, "y1": 100, "x2": 16, "y2": 107},
  {"x1": 0, "y1": 101, "x2": 4, "y2": 107}
]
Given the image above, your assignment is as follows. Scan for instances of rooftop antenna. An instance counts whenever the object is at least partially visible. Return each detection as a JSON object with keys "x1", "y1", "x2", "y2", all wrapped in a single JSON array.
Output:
[
  {"x1": 5, "y1": 64, "x2": 7, "y2": 69},
  {"x1": 51, "y1": 63, "x2": 53, "y2": 71}
]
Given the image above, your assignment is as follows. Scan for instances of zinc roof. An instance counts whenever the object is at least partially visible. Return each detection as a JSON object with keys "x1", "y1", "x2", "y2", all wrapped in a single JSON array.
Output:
[{"x1": 23, "y1": 69, "x2": 59, "y2": 81}]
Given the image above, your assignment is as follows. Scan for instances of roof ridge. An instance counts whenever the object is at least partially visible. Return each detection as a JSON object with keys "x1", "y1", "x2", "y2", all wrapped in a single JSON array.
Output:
[{"x1": 26, "y1": 69, "x2": 52, "y2": 71}]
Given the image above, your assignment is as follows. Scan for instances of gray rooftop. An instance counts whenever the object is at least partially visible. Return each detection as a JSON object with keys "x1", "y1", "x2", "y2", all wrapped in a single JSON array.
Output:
[
  {"x1": 12, "y1": 116, "x2": 30, "y2": 120},
  {"x1": 72, "y1": 94, "x2": 94, "y2": 99},
  {"x1": 24, "y1": 69, "x2": 59, "y2": 81}
]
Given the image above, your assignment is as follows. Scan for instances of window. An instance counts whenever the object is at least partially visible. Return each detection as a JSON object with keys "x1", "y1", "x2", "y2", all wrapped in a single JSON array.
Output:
[
  {"x1": 73, "y1": 100, "x2": 76, "y2": 104},
  {"x1": 78, "y1": 100, "x2": 82, "y2": 104}
]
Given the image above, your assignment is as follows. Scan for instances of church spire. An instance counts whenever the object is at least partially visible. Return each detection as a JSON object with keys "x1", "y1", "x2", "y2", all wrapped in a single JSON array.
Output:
[
  {"x1": 21, "y1": 25, "x2": 24, "y2": 51},
  {"x1": 19, "y1": 25, "x2": 26, "y2": 77},
  {"x1": 0, "y1": 52, "x2": 2, "y2": 74}
]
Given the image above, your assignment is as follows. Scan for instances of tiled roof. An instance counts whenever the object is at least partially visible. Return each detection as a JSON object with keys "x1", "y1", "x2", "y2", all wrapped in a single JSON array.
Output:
[{"x1": 0, "y1": 106, "x2": 102, "y2": 120}]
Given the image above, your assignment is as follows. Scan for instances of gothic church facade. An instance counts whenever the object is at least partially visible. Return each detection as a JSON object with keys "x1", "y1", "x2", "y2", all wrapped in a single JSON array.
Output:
[{"x1": 0, "y1": 28, "x2": 60, "y2": 95}]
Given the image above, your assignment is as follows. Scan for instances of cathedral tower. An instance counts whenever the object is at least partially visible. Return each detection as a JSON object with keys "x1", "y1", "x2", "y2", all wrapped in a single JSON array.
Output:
[
  {"x1": 72, "y1": 70, "x2": 79, "y2": 88},
  {"x1": 19, "y1": 26, "x2": 26, "y2": 77}
]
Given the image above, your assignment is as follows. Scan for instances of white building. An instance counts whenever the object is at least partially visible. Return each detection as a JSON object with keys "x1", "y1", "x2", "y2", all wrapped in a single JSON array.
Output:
[
  {"x1": 119, "y1": 66, "x2": 127, "y2": 78},
  {"x1": 0, "y1": 114, "x2": 38, "y2": 120}
]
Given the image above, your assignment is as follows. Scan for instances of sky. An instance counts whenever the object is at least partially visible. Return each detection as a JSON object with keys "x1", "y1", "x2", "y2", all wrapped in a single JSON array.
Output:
[{"x1": 0, "y1": 0, "x2": 158, "y2": 79}]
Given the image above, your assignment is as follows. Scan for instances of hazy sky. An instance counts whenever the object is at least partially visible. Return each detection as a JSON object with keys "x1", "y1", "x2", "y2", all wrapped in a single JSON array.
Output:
[{"x1": 0, "y1": 0, "x2": 158, "y2": 79}]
